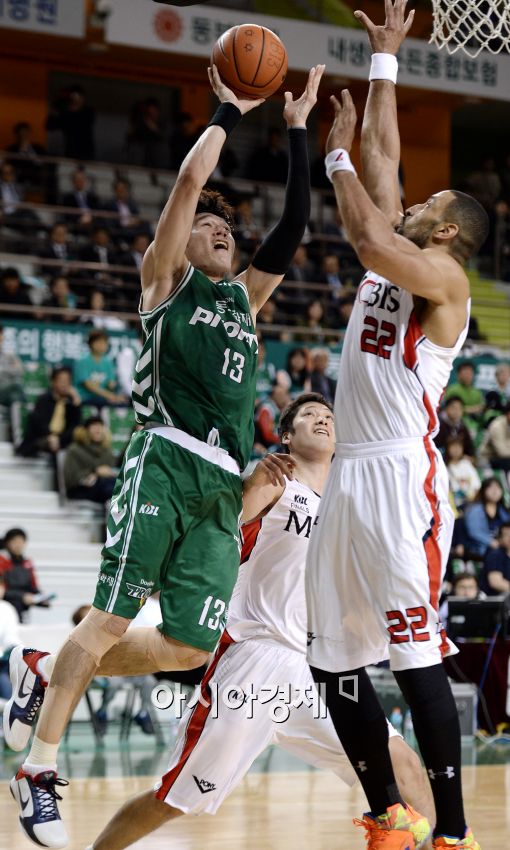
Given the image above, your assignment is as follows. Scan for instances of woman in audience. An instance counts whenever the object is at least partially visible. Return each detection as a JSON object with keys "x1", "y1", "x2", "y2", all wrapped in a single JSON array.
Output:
[
  {"x1": 445, "y1": 436, "x2": 481, "y2": 508},
  {"x1": 297, "y1": 298, "x2": 329, "y2": 343},
  {"x1": 278, "y1": 347, "x2": 311, "y2": 396},
  {"x1": 81, "y1": 290, "x2": 127, "y2": 331},
  {"x1": 63, "y1": 416, "x2": 118, "y2": 504},
  {"x1": 463, "y1": 476, "x2": 510, "y2": 557},
  {"x1": 0, "y1": 528, "x2": 52, "y2": 622}
]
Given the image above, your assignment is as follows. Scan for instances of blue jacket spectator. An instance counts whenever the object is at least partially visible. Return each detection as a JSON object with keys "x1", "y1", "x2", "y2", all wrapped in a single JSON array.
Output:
[
  {"x1": 463, "y1": 478, "x2": 510, "y2": 556},
  {"x1": 480, "y1": 523, "x2": 510, "y2": 595}
]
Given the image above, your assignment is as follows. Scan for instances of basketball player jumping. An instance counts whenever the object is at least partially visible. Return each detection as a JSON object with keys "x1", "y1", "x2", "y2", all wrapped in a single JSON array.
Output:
[
  {"x1": 83, "y1": 393, "x2": 434, "y2": 850},
  {"x1": 305, "y1": 4, "x2": 487, "y2": 850},
  {"x1": 5, "y1": 64, "x2": 324, "y2": 848}
]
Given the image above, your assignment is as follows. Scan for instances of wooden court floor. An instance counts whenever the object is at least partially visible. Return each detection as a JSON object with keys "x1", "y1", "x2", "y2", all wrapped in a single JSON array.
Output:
[{"x1": 1, "y1": 765, "x2": 509, "y2": 850}]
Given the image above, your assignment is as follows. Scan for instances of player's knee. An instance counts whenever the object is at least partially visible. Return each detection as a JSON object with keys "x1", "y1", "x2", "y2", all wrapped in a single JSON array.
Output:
[
  {"x1": 69, "y1": 607, "x2": 131, "y2": 665},
  {"x1": 155, "y1": 633, "x2": 209, "y2": 671}
]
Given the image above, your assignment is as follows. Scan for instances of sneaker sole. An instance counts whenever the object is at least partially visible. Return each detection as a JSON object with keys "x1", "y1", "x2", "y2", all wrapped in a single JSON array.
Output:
[{"x1": 3, "y1": 646, "x2": 35, "y2": 752}]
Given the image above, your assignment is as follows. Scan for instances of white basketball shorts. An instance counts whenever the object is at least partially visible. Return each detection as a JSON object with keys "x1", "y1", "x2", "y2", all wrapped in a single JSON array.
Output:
[
  {"x1": 155, "y1": 634, "x2": 400, "y2": 814},
  {"x1": 306, "y1": 436, "x2": 458, "y2": 673}
]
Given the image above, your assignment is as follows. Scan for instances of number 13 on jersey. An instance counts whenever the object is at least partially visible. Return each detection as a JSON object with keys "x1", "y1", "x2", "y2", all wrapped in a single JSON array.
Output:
[{"x1": 222, "y1": 347, "x2": 245, "y2": 383}]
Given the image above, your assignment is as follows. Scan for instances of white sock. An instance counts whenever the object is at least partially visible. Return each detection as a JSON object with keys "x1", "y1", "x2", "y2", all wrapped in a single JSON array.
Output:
[
  {"x1": 37, "y1": 653, "x2": 55, "y2": 685},
  {"x1": 24, "y1": 735, "x2": 59, "y2": 772}
]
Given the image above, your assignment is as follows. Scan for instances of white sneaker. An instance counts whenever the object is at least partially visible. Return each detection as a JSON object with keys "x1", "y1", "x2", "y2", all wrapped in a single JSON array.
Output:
[
  {"x1": 3, "y1": 646, "x2": 49, "y2": 751},
  {"x1": 10, "y1": 767, "x2": 69, "y2": 848}
]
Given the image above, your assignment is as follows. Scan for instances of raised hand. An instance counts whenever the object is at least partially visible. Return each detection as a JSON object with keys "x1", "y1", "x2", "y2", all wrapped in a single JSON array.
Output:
[
  {"x1": 354, "y1": 0, "x2": 415, "y2": 55},
  {"x1": 253, "y1": 453, "x2": 297, "y2": 487},
  {"x1": 326, "y1": 89, "x2": 358, "y2": 154},
  {"x1": 208, "y1": 64, "x2": 265, "y2": 115},
  {"x1": 283, "y1": 64, "x2": 325, "y2": 129}
]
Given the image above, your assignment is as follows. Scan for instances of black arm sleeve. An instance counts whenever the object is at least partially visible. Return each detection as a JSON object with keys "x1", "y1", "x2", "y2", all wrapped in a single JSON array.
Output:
[{"x1": 251, "y1": 128, "x2": 310, "y2": 276}]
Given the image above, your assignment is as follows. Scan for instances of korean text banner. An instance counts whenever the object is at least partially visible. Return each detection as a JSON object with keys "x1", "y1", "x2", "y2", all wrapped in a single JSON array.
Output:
[
  {"x1": 0, "y1": 0, "x2": 85, "y2": 38},
  {"x1": 106, "y1": 0, "x2": 510, "y2": 101}
]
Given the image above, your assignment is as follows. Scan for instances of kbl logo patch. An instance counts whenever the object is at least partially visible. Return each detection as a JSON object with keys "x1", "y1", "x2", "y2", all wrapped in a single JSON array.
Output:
[{"x1": 138, "y1": 502, "x2": 159, "y2": 516}]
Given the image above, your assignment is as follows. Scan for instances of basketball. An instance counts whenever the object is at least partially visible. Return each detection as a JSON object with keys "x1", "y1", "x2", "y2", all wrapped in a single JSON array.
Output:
[{"x1": 211, "y1": 24, "x2": 288, "y2": 100}]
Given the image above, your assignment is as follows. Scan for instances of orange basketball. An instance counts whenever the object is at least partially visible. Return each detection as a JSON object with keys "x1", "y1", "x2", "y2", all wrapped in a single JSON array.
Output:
[{"x1": 211, "y1": 24, "x2": 288, "y2": 100}]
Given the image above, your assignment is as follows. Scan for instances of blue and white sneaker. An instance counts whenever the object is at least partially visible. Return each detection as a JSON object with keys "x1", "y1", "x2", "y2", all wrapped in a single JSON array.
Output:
[
  {"x1": 3, "y1": 646, "x2": 50, "y2": 751},
  {"x1": 10, "y1": 768, "x2": 69, "y2": 848}
]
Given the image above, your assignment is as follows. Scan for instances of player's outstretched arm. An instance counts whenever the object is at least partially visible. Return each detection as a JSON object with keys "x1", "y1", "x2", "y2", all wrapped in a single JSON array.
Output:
[
  {"x1": 141, "y1": 66, "x2": 264, "y2": 312},
  {"x1": 242, "y1": 453, "x2": 296, "y2": 522},
  {"x1": 356, "y1": 0, "x2": 414, "y2": 224},
  {"x1": 241, "y1": 65, "x2": 325, "y2": 315},
  {"x1": 324, "y1": 91, "x2": 466, "y2": 307}
]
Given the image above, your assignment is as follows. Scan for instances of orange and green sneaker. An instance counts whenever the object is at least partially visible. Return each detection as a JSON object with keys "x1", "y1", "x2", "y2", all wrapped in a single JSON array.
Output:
[
  {"x1": 433, "y1": 828, "x2": 481, "y2": 849},
  {"x1": 355, "y1": 803, "x2": 431, "y2": 850}
]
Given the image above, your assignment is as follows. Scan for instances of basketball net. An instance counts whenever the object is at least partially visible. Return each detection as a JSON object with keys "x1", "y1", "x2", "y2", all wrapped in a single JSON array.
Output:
[{"x1": 430, "y1": 0, "x2": 510, "y2": 56}]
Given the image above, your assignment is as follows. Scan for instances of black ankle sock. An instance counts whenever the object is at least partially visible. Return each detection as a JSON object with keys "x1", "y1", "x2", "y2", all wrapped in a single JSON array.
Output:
[
  {"x1": 394, "y1": 664, "x2": 466, "y2": 839},
  {"x1": 311, "y1": 665, "x2": 403, "y2": 816}
]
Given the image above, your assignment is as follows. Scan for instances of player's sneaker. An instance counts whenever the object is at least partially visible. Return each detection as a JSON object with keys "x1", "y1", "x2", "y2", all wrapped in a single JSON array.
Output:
[
  {"x1": 432, "y1": 828, "x2": 481, "y2": 849},
  {"x1": 355, "y1": 803, "x2": 431, "y2": 849},
  {"x1": 3, "y1": 646, "x2": 50, "y2": 751},
  {"x1": 10, "y1": 768, "x2": 69, "y2": 848}
]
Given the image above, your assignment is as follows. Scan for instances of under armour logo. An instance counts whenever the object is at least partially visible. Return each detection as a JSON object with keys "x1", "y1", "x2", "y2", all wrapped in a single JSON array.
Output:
[
  {"x1": 428, "y1": 766, "x2": 455, "y2": 780},
  {"x1": 356, "y1": 761, "x2": 367, "y2": 773}
]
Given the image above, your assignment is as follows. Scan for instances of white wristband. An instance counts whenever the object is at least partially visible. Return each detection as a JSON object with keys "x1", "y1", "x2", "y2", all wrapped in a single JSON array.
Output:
[
  {"x1": 369, "y1": 53, "x2": 398, "y2": 84},
  {"x1": 325, "y1": 149, "x2": 357, "y2": 182}
]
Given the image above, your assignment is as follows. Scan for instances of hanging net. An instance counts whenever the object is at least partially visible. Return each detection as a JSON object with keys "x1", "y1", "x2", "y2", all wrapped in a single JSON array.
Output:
[{"x1": 429, "y1": 0, "x2": 510, "y2": 56}]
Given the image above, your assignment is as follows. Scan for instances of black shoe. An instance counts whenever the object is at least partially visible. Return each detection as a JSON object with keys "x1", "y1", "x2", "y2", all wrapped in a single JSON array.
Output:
[{"x1": 134, "y1": 711, "x2": 154, "y2": 735}]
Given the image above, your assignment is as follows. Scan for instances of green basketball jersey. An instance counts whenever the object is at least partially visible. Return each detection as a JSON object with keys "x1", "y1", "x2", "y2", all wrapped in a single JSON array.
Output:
[{"x1": 133, "y1": 264, "x2": 258, "y2": 469}]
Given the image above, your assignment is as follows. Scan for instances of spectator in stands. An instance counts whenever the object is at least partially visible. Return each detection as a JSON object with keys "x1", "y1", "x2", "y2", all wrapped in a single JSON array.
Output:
[
  {"x1": 318, "y1": 253, "x2": 344, "y2": 302},
  {"x1": 0, "y1": 528, "x2": 52, "y2": 622},
  {"x1": 480, "y1": 522, "x2": 510, "y2": 596},
  {"x1": 465, "y1": 156, "x2": 501, "y2": 211},
  {"x1": 332, "y1": 292, "x2": 355, "y2": 333},
  {"x1": 46, "y1": 85, "x2": 95, "y2": 160},
  {"x1": 298, "y1": 299, "x2": 329, "y2": 343},
  {"x1": 42, "y1": 275, "x2": 77, "y2": 322},
  {"x1": 310, "y1": 348, "x2": 336, "y2": 404},
  {"x1": 234, "y1": 196, "x2": 260, "y2": 255},
  {"x1": 6, "y1": 122, "x2": 46, "y2": 187},
  {"x1": 104, "y1": 178, "x2": 145, "y2": 241},
  {"x1": 0, "y1": 572, "x2": 20, "y2": 698},
  {"x1": 0, "y1": 324, "x2": 24, "y2": 407},
  {"x1": 62, "y1": 168, "x2": 99, "y2": 232},
  {"x1": 463, "y1": 477, "x2": 510, "y2": 557},
  {"x1": 254, "y1": 382, "x2": 291, "y2": 452},
  {"x1": 450, "y1": 573, "x2": 483, "y2": 600},
  {"x1": 64, "y1": 416, "x2": 118, "y2": 504},
  {"x1": 257, "y1": 298, "x2": 281, "y2": 340},
  {"x1": 40, "y1": 222, "x2": 74, "y2": 264},
  {"x1": 278, "y1": 347, "x2": 311, "y2": 396},
  {"x1": 445, "y1": 360, "x2": 484, "y2": 419},
  {"x1": 285, "y1": 244, "x2": 316, "y2": 287},
  {"x1": 80, "y1": 226, "x2": 117, "y2": 267},
  {"x1": 445, "y1": 437, "x2": 481, "y2": 508},
  {"x1": 484, "y1": 363, "x2": 510, "y2": 421},
  {"x1": 169, "y1": 112, "x2": 196, "y2": 170},
  {"x1": 435, "y1": 396, "x2": 475, "y2": 459},
  {"x1": 74, "y1": 329, "x2": 128, "y2": 407},
  {"x1": 126, "y1": 98, "x2": 166, "y2": 168},
  {"x1": 256, "y1": 336, "x2": 277, "y2": 401},
  {"x1": 82, "y1": 290, "x2": 127, "y2": 331},
  {"x1": 118, "y1": 232, "x2": 150, "y2": 276},
  {"x1": 323, "y1": 207, "x2": 351, "y2": 255},
  {"x1": 0, "y1": 267, "x2": 33, "y2": 319},
  {"x1": 0, "y1": 161, "x2": 39, "y2": 230},
  {"x1": 18, "y1": 365, "x2": 81, "y2": 457},
  {"x1": 481, "y1": 401, "x2": 510, "y2": 473},
  {"x1": 246, "y1": 127, "x2": 288, "y2": 184}
]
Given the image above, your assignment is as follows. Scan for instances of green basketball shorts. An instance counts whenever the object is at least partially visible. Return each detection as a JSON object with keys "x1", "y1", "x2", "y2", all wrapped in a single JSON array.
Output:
[{"x1": 93, "y1": 427, "x2": 243, "y2": 652}]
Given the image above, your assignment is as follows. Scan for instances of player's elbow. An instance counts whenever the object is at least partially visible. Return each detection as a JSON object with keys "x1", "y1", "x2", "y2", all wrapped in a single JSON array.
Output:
[
  {"x1": 356, "y1": 238, "x2": 387, "y2": 270},
  {"x1": 176, "y1": 163, "x2": 202, "y2": 193}
]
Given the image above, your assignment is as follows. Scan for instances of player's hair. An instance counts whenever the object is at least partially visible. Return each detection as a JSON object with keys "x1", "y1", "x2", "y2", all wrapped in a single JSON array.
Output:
[
  {"x1": 443, "y1": 191, "x2": 489, "y2": 263},
  {"x1": 278, "y1": 392, "x2": 333, "y2": 452},
  {"x1": 195, "y1": 189, "x2": 234, "y2": 229}
]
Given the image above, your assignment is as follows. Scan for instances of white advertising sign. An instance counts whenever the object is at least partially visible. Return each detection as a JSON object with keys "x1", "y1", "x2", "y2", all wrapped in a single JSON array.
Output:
[
  {"x1": 0, "y1": 0, "x2": 85, "y2": 38},
  {"x1": 106, "y1": 0, "x2": 510, "y2": 101}
]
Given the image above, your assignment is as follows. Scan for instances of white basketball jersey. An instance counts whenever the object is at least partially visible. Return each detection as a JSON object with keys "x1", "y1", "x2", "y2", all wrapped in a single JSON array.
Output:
[
  {"x1": 336, "y1": 273, "x2": 470, "y2": 444},
  {"x1": 227, "y1": 479, "x2": 320, "y2": 653}
]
